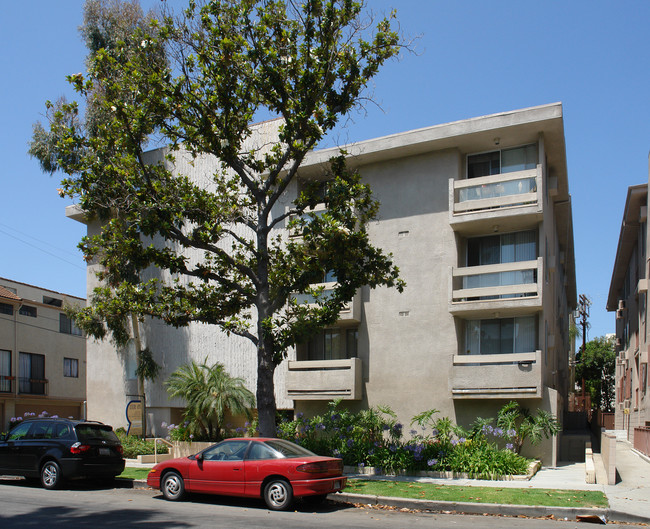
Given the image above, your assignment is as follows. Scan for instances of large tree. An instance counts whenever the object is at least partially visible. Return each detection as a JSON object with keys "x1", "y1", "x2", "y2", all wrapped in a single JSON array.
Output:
[
  {"x1": 575, "y1": 336, "x2": 616, "y2": 412},
  {"x1": 32, "y1": 0, "x2": 405, "y2": 436}
]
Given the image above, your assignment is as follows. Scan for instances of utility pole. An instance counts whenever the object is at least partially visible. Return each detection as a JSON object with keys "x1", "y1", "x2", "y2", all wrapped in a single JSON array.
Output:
[{"x1": 577, "y1": 294, "x2": 591, "y2": 408}]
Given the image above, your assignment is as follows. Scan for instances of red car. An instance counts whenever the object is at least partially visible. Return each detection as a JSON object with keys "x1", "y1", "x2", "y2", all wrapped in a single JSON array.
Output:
[{"x1": 146, "y1": 438, "x2": 346, "y2": 510}]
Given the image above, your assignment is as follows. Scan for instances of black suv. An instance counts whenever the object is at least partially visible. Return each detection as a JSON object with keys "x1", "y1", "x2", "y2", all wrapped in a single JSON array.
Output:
[{"x1": 0, "y1": 418, "x2": 125, "y2": 489}]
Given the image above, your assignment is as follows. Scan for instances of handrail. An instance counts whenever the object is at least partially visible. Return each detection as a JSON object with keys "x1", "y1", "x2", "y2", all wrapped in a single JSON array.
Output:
[{"x1": 145, "y1": 437, "x2": 173, "y2": 459}]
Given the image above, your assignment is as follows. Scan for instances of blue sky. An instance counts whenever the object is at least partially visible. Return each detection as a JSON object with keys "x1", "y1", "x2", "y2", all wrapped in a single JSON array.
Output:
[{"x1": 1, "y1": 1, "x2": 649, "y2": 341}]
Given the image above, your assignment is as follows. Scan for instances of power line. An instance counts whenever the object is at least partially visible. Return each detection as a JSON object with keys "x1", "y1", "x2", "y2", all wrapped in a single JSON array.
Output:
[
  {"x1": 0, "y1": 228, "x2": 85, "y2": 271},
  {"x1": 0, "y1": 221, "x2": 81, "y2": 259}
]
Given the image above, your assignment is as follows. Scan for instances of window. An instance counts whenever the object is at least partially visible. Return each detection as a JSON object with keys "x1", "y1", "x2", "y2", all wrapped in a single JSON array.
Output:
[
  {"x1": 19, "y1": 352, "x2": 46, "y2": 394},
  {"x1": 0, "y1": 303, "x2": 13, "y2": 315},
  {"x1": 465, "y1": 316, "x2": 537, "y2": 356},
  {"x1": 464, "y1": 230, "x2": 537, "y2": 298},
  {"x1": 64, "y1": 357, "x2": 79, "y2": 378},
  {"x1": 0, "y1": 349, "x2": 11, "y2": 392},
  {"x1": 7, "y1": 421, "x2": 31, "y2": 441},
  {"x1": 19, "y1": 305, "x2": 37, "y2": 318},
  {"x1": 305, "y1": 328, "x2": 358, "y2": 361},
  {"x1": 60, "y1": 313, "x2": 83, "y2": 336},
  {"x1": 467, "y1": 144, "x2": 537, "y2": 178},
  {"x1": 43, "y1": 296, "x2": 62, "y2": 307}
]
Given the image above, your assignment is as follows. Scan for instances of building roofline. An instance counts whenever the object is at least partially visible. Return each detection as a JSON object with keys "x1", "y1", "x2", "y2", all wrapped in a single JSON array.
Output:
[
  {"x1": 0, "y1": 277, "x2": 86, "y2": 303},
  {"x1": 607, "y1": 184, "x2": 647, "y2": 311}
]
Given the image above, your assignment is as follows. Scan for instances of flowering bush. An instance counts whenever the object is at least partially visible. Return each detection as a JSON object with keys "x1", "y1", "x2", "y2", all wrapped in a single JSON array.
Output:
[{"x1": 275, "y1": 401, "x2": 535, "y2": 478}]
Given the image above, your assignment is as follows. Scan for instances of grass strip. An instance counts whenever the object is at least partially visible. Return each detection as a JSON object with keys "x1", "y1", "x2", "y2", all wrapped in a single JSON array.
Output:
[
  {"x1": 118, "y1": 467, "x2": 151, "y2": 481},
  {"x1": 346, "y1": 479, "x2": 608, "y2": 508}
]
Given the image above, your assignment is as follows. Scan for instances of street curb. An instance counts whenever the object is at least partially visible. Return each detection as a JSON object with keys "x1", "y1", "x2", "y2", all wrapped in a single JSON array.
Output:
[
  {"x1": 125, "y1": 478, "x2": 650, "y2": 524},
  {"x1": 328, "y1": 492, "x2": 650, "y2": 525}
]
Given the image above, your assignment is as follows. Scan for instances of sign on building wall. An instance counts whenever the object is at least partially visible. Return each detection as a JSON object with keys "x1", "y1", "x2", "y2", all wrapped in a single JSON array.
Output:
[{"x1": 126, "y1": 400, "x2": 143, "y2": 436}]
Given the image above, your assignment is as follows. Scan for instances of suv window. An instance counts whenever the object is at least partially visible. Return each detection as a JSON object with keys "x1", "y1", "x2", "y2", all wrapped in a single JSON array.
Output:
[
  {"x1": 28, "y1": 422, "x2": 55, "y2": 440},
  {"x1": 74, "y1": 424, "x2": 119, "y2": 443},
  {"x1": 6, "y1": 422, "x2": 31, "y2": 441}
]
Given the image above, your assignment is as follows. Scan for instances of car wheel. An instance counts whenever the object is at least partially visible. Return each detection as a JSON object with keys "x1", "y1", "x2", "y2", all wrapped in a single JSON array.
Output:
[
  {"x1": 263, "y1": 479, "x2": 293, "y2": 510},
  {"x1": 161, "y1": 471, "x2": 185, "y2": 501},
  {"x1": 41, "y1": 461, "x2": 62, "y2": 490}
]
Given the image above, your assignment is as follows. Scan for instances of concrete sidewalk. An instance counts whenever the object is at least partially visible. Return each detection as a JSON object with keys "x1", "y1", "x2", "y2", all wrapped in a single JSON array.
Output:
[{"x1": 332, "y1": 440, "x2": 650, "y2": 524}]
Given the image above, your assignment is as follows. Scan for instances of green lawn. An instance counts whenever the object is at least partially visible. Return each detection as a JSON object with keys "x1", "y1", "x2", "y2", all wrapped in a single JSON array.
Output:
[
  {"x1": 346, "y1": 479, "x2": 608, "y2": 508},
  {"x1": 118, "y1": 467, "x2": 151, "y2": 481}
]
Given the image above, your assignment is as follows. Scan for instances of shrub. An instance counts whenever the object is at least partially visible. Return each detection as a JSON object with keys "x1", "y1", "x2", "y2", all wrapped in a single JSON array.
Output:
[
  {"x1": 275, "y1": 401, "x2": 537, "y2": 478},
  {"x1": 115, "y1": 428, "x2": 169, "y2": 459}
]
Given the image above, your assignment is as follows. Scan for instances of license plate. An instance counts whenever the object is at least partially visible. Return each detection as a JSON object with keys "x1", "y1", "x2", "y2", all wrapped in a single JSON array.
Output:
[
  {"x1": 333, "y1": 481, "x2": 341, "y2": 490},
  {"x1": 99, "y1": 448, "x2": 111, "y2": 456}
]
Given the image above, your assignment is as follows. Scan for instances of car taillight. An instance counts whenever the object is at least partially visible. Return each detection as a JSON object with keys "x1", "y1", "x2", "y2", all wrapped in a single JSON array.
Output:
[
  {"x1": 70, "y1": 442, "x2": 91, "y2": 455},
  {"x1": 116, "y1": 445, "x2": 124, "y2": 456},
  {"x1": 297, "y1": 460, "x2": 342, "y2": 473}
]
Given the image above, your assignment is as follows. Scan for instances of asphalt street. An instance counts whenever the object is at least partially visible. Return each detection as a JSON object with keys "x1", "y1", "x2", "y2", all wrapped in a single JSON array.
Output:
[{"x1": 0, "y1": 479, "x2": 646, "y2": 529}]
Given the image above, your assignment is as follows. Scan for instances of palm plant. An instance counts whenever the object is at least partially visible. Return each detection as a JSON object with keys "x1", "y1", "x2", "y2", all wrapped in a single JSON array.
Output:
[
  {"x1": 496, "y1": 401, "x2": 560, "y2": 454},
  {"x1": 166, "y1": 360, "x2": 255, "y2": 440}
]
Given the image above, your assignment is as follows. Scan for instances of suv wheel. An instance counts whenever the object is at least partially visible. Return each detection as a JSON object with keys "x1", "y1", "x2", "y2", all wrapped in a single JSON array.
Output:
[{"x1": 41, "y1": 461, "x2": 62, "y2": 490}]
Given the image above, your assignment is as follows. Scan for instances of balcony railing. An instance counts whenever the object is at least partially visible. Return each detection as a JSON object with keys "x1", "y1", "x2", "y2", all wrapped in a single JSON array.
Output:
[
  {"x1": 0, "y1": 375, "x2": 14, "y2": 393},
  {"x1": 449, "y1": 166, "x2": 543, "y2": 232},
  {"x1": 450, "y1": 350, "x2": 542, "y2": 399},
  {"x1": 449, "y1": 258, "x2": 543, "y2": 315},
  {"x1": 290, "y1": 284, "x2": 361, "y2": 323},
  {"x1": 286, "y1": 358, "x2": 362, "y2": 400},
  {"x1": 18, "y1": 377, "x2": 48, "y2": 395}
]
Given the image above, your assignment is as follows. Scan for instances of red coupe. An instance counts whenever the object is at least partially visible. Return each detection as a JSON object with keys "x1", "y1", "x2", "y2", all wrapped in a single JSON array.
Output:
[{"x1": 146, "y1": 438, "x2": 347, "y2": 510}]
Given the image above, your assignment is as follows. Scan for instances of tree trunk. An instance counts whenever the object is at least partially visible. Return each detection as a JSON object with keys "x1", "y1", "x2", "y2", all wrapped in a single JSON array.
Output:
[{"x1": 256, "y1": 336, "x2": 277, "y2": 437}]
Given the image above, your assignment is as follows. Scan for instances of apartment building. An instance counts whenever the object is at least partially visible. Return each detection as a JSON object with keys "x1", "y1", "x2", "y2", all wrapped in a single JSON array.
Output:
[
  {"x1": 607, "y1": 179, "x2": 649, "y2": 442},
  {"x1": 70, "y1": 103, "x2": 575, "y2": 464},
  {"x1": 0, "y1": 278, "x2": 86, "y2": 430}
]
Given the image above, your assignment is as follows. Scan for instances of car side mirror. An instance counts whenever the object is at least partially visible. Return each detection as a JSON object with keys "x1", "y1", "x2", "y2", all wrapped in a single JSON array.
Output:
[{"x1": 194, "y1": 452, "x2": 203, "y2": 461}]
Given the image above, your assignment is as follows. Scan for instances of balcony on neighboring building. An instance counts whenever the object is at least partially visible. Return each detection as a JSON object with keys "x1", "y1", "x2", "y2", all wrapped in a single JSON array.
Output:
[
  {"x1": 18, "y1": 377, "x2": 48, "y2": 396},
  {"x1": 286, "y1": 357, "x2": 362, "y2": 401},
  {"x1": 449, "y1": 257, "x2": 543, "y2": 317},
  {"x1": 450, "y1": 350, "x2": 542, "y2": 399},
  {"x1": 449, "y1": 165, "x2": 543, "y2": 235},
  {"x1": 290, "y1": 284, "x2": 361, "y2": 323}
]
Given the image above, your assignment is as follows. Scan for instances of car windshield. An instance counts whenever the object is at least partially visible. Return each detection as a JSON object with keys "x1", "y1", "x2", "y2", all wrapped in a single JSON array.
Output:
[
  {"x1": 75, "y1": 424, "x2": 119, "y2": 443},
  {"x1": 262, "y1": 439, "x2": 317, "y2": 458}
]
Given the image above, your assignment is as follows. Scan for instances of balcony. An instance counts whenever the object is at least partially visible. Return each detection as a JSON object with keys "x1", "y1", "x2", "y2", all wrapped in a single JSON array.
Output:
[
  {"x1": 18, "y1": 377, "x2": 48, "y2": 395},
  {"x1": 286, "y1": 358, "x2": 362, "y2": 401},
  {"x1": 0, "y1": 375, "x2": 14, "y2": 393},
  {"x1": 449, "y1": 258, "x2": 543, "y2": 317},
  {"x1": 449, "y1": 166, "x2": 543, "y2": 234},
  {"x1": 291, "y1": 284, "x2": 361, "y2": 323},
  {"x1": 450, "y1": 350, "x2": 542, "y2": 399}
]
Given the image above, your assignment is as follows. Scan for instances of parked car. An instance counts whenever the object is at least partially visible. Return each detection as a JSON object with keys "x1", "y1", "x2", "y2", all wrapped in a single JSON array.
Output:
[
  {"x1": 0, "y1": 417, "x2": 125, "y2": 489},
  {"x1": 147, "y1": 438, "x2": 346, "y2": 510}
]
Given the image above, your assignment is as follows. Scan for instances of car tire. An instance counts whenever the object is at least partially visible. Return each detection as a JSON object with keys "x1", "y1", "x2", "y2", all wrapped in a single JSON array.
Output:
[
  {"x1": 161, "y1": 471, "x2": 185, "y2": 501},
  {"x1": 41, "y1": 461, "x2": 62, "y2": 490},
  {"x1": 263, "y1": 479, "x2": 293, "y2": 510}
]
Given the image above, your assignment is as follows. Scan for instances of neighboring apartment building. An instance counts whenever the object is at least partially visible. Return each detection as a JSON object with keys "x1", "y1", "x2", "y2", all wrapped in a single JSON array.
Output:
[
  {"x1": 607, "y1": 179, "x2": 649, "y2": 442},
  {"x1": 70, "y1": 103, "x2": 575, "y2": 464},
  {"x1": 0, "y1": 278, "x2": 86, "y2": 430}
]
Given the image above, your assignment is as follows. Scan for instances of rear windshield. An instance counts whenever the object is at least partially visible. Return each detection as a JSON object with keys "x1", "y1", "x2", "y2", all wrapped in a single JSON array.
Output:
[
  {"x1": 74, "y1": 424, "x2": 119, "y2": 443},
  {"x1": 262, "y1": 439, "x2": 316, "y2": 458}
]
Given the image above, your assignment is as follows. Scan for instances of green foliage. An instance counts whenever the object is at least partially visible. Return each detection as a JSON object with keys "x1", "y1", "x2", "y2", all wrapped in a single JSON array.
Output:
[
  {"x1": 575, "y1": 335, "x2": 616, "y2": 411},
  {"x1": 115, "y1": 427, "x2": 169, "y2": 458},
  {"x1": 30, "y1": 0, "x2": 406, "y2": 438},
  {"x1": 165, "y1": 360, "x2": 255, "y2": 441},
  {"x1": 496, "y1": 401, "x2": 560, "y2": 454},
  {"x1": 276, "y1": 401, "x2": 532, "y2": 478}
]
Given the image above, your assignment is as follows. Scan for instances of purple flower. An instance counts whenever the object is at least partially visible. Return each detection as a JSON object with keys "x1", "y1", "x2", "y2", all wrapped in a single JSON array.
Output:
[
  {"x1": 507, "y1": 429, "x2": 517, "y2": 437},
  {"x1": 161, "y1": 421, "x2": 168, "y2": 428},
  {"x1": 190, "y1": 434, "x2": 194, "y2": 439},
  {"x1": 459, "y1": 437, "x2": 466, "y2": 444},
  {"x1": 389, "y1": 444, "x2": 397, "y2": 452},
  {"x1": 333, "y1": 449, "x2": 341, "y2": 457},
  {"x1": 431, "y1": 429, "x2": 439, "y2": 436},
  {"x1": 428, "y1": 458, "x2": 438, "y2": 467},
  {"x1": 506, "y1": 443, "x2": 514, "y2": 451},
  {"x1": 296, "y1": 412, "x2": 304, "y2": 419},
  {"x1": 245, "y1": 421, "x2": 250, "y2": 427},
  {"x1": 410, "y1": 429, "x2": 418, "y2": 436},
  {"x1": 347, "y1": 439, "x2": 354, "y2": 448},
  {"x1": 451, "y1": 439, "x2": 458, "y2": 446},
  {"x1": 494, "y1": 427, "x2": 503, "y2": 437},
  {"x1": 382, "y1": 424, "x2": 390, "y2": 431}
]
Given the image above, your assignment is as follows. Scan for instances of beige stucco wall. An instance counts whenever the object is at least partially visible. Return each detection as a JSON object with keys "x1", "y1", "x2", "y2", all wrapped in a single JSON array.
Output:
[{"x1": 0, "y1": 278, "x2": 86, "y2": 430}]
